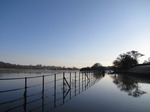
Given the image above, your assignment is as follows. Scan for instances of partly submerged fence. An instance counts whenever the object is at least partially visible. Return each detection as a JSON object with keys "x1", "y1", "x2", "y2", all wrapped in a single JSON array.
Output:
[{"x1": 0, "y1": 72, "x2": 100, "y2": 112}]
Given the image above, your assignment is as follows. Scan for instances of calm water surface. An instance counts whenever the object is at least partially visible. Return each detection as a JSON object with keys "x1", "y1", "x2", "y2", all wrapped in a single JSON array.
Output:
[{"x1": 0, "y1": 71, "x2": 150, "y2": 112}]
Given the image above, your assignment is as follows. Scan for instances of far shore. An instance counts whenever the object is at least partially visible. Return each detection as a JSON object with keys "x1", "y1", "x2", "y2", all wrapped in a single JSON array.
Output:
[{"x1": 0, "y1": 68, "x2": 79, "y2": 73}]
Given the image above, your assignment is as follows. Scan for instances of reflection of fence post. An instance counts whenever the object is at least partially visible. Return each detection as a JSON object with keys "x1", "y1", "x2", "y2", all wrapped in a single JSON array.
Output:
[
  {"x1": 70, "y1": 72, "x2": 71, "y2": 99},
  {"x1": 75, "y1": 72, "x2": 76, "y2": 96},
  {"x1": 54, "y1": 74, "x2": 56, "y2": 108},
  {"x1": 23, "y1": 77, "x2": 27, "y2": 112}
]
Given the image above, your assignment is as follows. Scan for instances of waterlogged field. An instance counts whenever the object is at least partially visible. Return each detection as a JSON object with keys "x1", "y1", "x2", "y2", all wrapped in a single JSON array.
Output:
[{"x1": 0, "y1": 71, "x2": 150, "y2": 112}]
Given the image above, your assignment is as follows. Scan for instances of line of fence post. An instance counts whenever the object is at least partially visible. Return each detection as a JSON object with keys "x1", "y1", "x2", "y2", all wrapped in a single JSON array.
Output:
[{"x1": 0, "y1": 71, "x2": 100, "y2": 112}]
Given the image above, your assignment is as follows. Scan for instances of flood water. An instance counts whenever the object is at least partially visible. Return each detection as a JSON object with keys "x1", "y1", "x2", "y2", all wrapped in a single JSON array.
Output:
[{"x1": 0, "y1": 71, "x2": 150, "y2": 112}]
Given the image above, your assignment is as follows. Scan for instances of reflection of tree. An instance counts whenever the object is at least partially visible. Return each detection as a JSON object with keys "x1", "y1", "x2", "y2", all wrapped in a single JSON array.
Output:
[
  {"x1": 111, "y1": 75, "x2": 146, "y2": 97},
  {"x1": 93, "y1": 70, "x2": 105, "y2": 79}
]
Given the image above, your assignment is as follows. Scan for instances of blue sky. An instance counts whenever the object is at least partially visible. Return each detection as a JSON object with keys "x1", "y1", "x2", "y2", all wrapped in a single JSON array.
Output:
[{"x1": 0, "y1": 0, "x2": 150, "y2": 68}]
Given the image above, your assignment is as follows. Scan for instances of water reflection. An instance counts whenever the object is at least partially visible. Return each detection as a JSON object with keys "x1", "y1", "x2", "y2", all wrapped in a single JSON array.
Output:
[
  {"x1": 111, "y1": 74, "x2": 147, "y2": 97},
  {"x1": 0, "y1": 72, "x2": 102, "y2": 112},
  {"x1": 93, "y1": 70, "x2": 105, "y2": 79}
]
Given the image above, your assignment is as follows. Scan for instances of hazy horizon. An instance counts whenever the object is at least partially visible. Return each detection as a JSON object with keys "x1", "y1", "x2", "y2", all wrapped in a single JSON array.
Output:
[{"x1": 0, "y1": 0, "x2": 150, "y2": 68}]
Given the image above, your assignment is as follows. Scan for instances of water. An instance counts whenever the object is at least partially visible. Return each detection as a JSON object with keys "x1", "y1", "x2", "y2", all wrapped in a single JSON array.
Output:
[{"x1": 0, "y1": 71, "x2": 150, "y2": 112}]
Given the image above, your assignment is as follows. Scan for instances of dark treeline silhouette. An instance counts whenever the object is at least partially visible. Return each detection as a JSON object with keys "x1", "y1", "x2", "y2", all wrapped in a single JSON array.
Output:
[
  {"x1": 80, "y1": 63, "x2": 105, "y2": 71},
  {"x1": 92, "y1": 70, "x2": 105, "y2": 79},
  {"x1": 0, "y1": 61, "x2": 79, "y2": 70},
  {"x1": 113, "y1": 50, "x2": 144, "y2": 71}
]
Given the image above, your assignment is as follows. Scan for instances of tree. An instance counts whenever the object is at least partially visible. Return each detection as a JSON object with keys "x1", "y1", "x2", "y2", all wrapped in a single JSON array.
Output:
[
  {"x1": 127, "y1": 50, "x2": 144, "y2": 60},
  {"x1": 80, "y1": 63, "x2": 104, "y2": 71},
  {"x1": 91, "y1": 63, "x2": 104, "y2": 70},
  {"x1": 91, "y1": 63, "x2": 102, "y2": 68},
  {"x1": 113, "y1": 51, "x2": 144, "y2": 70}
]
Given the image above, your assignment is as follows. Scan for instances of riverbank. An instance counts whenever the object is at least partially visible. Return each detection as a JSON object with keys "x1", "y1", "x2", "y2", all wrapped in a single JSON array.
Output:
[
  {"x1": 113, "y1": 65, "x2": 150, "y2": 78},
  {"x1": 128, "y1": 65, "x2": 150, "y2": 74},
  {"x1": 126, "y1": 65, "x2": 150, "y2": 77}
]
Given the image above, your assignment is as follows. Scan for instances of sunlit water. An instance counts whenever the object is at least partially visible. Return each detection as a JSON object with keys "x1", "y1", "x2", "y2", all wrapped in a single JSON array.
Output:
[{"x1": 0, "y1": 71, "x2": 150, "y2": 112}]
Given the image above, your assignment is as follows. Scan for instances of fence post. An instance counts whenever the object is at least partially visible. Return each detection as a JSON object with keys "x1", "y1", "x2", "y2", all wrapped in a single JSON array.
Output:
[
  {"x1": 70, "y1": 72, "x2": 71, "y2": 99},
  {"x1": 54, "y1": 74, "x2": 56, "y2": 108},
  {"x1": 79, "y1": 72, "x2": 80, "y2": 94},
  {"x1": 24, "y1": 77, "x2": 27, "y2": 98},
  {"x1": 63, "y1": 72, "x2": 65, "y2": 104},
  {"x1": 23, "y1": 77, "x2": 27, "y2": 112},
  {"x1": 42, "y1": 75, "x2": 44, "y2": 112},
  {"x1": 42, "y1": 75, "x2": 44, "y2": 95},
  {"x1": 82, "y1": 72, "x2": 83, "y2": 92},
  {"x1": 75, "y1": 72, "x2": 76, "y2": 96},
  {"x1": 85, "y1": 72, "x2": 86, "y2": 90}
]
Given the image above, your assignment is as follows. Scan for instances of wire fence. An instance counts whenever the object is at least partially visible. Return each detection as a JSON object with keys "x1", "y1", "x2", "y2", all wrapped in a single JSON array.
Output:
[{"x1": 0, "y1": 71, "x2": 99, "y2": 112}]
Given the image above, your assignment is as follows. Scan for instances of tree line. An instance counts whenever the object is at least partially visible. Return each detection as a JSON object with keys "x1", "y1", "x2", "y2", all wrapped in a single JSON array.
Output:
[
  {"x1": 113, "y1": 50, "x2": 150, "y2": 71},
  {"x1": 0, "y1": 61, "x2": 78, "y2": 70},
  {"x1": 80, "y1": 50, "x2": 150, "y2": 72},
  {"x1": 80, "y1": 63, "x2": 105, "y2": 71}
]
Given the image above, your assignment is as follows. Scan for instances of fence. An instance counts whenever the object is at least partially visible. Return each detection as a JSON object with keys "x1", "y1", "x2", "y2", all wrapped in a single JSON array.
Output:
[{"x1": 0, "y1": 71, "x2": 100, "y2": 112}]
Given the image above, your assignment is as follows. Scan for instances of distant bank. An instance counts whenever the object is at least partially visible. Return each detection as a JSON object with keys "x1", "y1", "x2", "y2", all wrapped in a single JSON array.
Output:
[
  {"x1": 0, "y1": 61, "x2": 79, "y2": 71},
  {"x1": 0, "y1": 68, "x2": 79, "y2": 73}
]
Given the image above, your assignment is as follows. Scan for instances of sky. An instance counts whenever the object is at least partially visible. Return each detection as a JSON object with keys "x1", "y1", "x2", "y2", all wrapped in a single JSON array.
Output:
[{"x1": 0, "y1": 0, "x2": 150, "y2": 68}]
